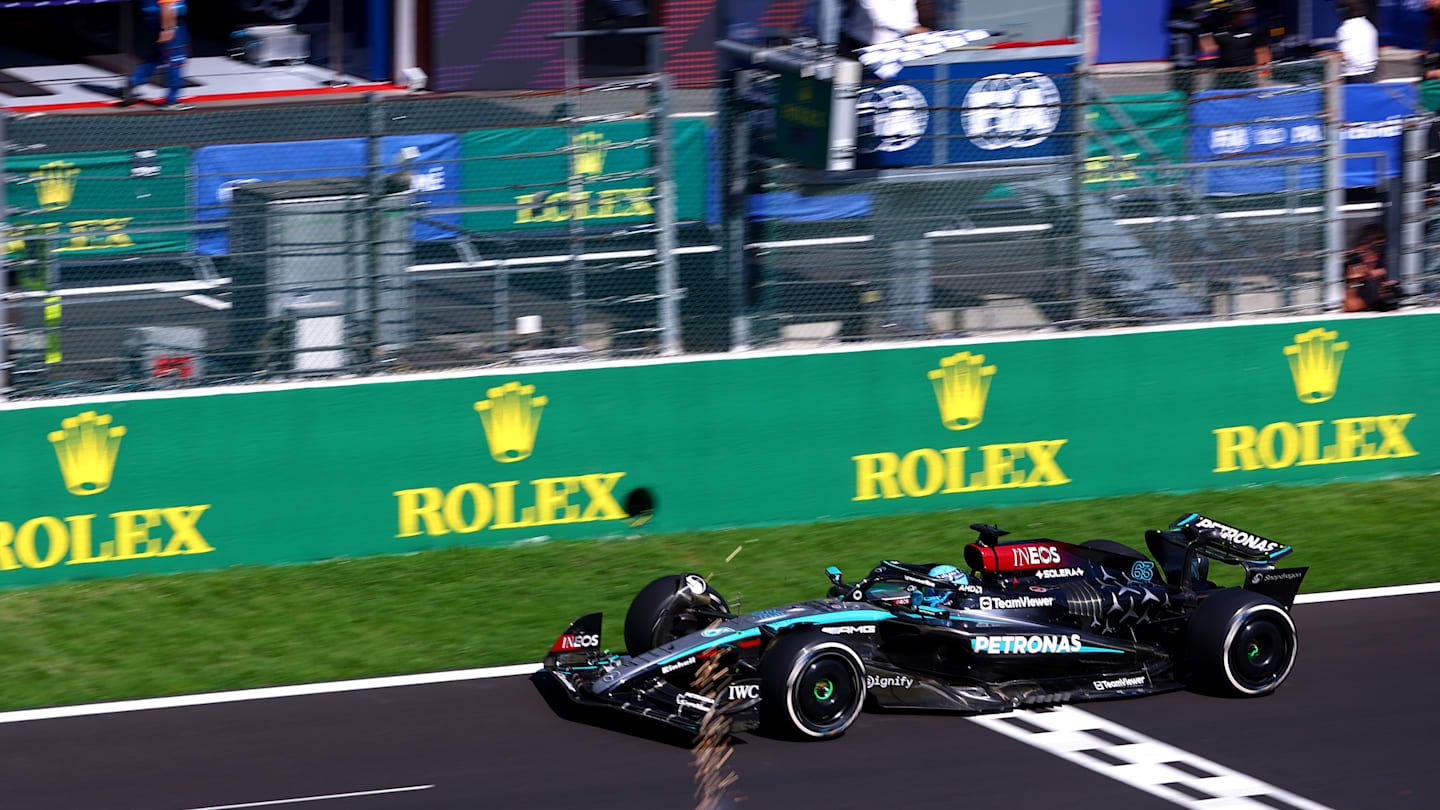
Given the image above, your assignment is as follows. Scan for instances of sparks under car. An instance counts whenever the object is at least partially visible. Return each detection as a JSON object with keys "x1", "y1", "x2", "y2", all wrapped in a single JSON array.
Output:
[{"x1": 543, "y1": 514, "x2": 1307, "y2": 739}]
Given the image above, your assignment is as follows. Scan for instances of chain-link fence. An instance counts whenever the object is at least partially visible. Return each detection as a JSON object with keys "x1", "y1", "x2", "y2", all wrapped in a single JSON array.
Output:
[
  {"x1": 1, "y1": 58, "x2": 1434, "y2": 399},
  {"x1": 1412, "y1": 112, "x2": 1440, "y2": 302},
  {"x1": 739, "y1": 59, "x2": 1352, "y2": 347},
  {"x1": 0, "y1": 79, "x2": 726, "y2": 398}
]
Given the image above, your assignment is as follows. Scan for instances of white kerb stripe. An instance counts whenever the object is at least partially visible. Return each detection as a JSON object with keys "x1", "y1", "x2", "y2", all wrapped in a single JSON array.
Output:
[
  {"x1": 1294, "y1": 580, "x2": 1440, "y2": 604},
  {"x1": 183, "y1": 785, "x2": 433, "y2": 810},
  {"x1": 970, "y1": 705, "x2": 1335, "y2": 809},
  {"x1": 0, "y1": 663, "x2": 542, "y2": 725}
]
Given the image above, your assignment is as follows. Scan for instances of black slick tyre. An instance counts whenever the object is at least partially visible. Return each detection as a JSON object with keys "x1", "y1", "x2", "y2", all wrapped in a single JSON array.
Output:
[
  {"x1": 623, "y1": 573, "x2": 729, "y2": 655},
  {"x1": 1184, "y1": 589, "x2": 1297, "y2": 697},
  {"x1": 760, "y1": 631, "x2": 865, "y2": 740}
]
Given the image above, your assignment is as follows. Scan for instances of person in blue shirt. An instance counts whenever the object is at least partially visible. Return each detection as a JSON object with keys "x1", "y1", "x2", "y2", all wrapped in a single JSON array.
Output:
[{"x1": 120, "y1": 0, "x2": 190, "y2": 110}]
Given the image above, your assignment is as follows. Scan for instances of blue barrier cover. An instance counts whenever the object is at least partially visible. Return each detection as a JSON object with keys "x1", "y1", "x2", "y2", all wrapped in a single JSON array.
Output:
[
  {"x1": 1189, "y1": 87, "x2": 1325, "y2": 194},
  {"x1": 1190, "y1": 82, "x2": 1418, "y2": 194},
  {"x1": 1343, "y1": 82, "x2": 1418, "y2": 186},
  {"x1": 1096, "y1": 0, "x2": 1169, "y2": 63},
  {"x1": 748, "y1": 191, "x2": 873, "y2": 221},
  {"x1": 193, "y1": 134, "x2": 461, "y2": 255},
  {"x1": 856, "y1": 57, "x2": 1079, "y2": 169}
]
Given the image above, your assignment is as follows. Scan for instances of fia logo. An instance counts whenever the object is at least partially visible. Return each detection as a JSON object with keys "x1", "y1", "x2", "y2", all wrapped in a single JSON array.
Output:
[
  {"x1": 962, "y1": 73, "x2": 1061, "y2": 151},
  {"x1": 856, "y1": 85, "x2": 929, "y2": 153}
]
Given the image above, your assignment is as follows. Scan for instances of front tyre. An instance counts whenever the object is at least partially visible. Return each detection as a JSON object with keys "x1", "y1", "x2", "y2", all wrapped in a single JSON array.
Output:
[
  {"x1": 623, "y1": 574, "x2": 729, "y2": 655},
  {"x1": 760, "y1": 631, "x2": 865, "y2": 740},
  {"x1": 1184, "y1": 590, "x2": 1297, "y2": 697}
]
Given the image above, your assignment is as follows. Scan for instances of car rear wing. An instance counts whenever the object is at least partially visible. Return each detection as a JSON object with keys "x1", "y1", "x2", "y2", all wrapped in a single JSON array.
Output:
[
  {"x1": 1170, "y1": 513, "x2": 1293, "y2": 563},
  {"x1": 1157, "y1": 514, "x2": 1306, "y2": 606}
]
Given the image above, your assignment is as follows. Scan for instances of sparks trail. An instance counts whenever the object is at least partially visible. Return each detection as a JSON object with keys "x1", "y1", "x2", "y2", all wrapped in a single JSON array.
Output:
[{"x1": 691, "y1": 622, "x2": 740, "y2": 810}]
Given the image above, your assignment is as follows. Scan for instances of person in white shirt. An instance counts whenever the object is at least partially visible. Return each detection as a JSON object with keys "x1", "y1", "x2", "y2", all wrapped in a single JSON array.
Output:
[
  {"x1": 844, "y1": 0, "x2": 930, "y2": 49},
  {"x1": 1337, "y1": 0, "x2": 1379, "y2": 83}
]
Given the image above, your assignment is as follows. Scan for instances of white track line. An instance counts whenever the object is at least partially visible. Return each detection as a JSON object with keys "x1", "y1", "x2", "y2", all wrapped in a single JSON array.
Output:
[
  {"x1": 1294, "y1": 581, "x2": 1440, "y2": 604},
  {"x1": 182, "y1": 785, "x2": 433, "y2": 810},
  {"x1": 971, "y1": 705, "x2": 1334, "y2": 809},
  {"x1": 0, "y1": 663, "x2": 541, "y2": 726},
  {"x1": 0, "y1": 581, "x2": 1432, "y2": 727}
]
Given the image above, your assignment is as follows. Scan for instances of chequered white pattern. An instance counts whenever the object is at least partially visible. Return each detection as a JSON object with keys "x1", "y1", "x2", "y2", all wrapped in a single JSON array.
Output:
[
  {"x1": 970, "y1": 705, "x2": 1336, "y2": 810},
  {"x1": 857, "y1": 29, "x2": 993, "y2": 79}
]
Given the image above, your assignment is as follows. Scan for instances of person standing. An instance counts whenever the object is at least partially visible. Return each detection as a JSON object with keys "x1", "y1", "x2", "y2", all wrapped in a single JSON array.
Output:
[
  {"x1": 843, "y1": 0, "x2": 929, "y2": 51},
  {"x1": 1425, "y1": 0, "x2": 1440, "y2": 80},
  {"x1": 1167, "y1": 1, "x2": 1204, "y2": 96},
  {"x1": 1336, "y1": 0, "x2": 1378, "y2": 84},
  {"x1": 1200, "y1": 1, "x2": 1271, "y2": 90},
  {"x1": 120, "y1": 0, "x2": 191, "y2": 110}
]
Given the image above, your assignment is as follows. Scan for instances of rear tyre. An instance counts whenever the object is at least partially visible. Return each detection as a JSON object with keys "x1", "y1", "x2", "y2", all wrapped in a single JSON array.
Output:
[
  {"x1": 623, "y1": 574, "x2": 729, "y2": 655},
  {"x1": 1184, "y1": 589, "x2": 1297, "y2": 697},
  {"x1": 760, "y1": 631, "x2": 865, "y2": 740}
]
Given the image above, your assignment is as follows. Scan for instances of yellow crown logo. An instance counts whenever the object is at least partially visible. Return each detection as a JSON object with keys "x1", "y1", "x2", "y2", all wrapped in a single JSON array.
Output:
[
  {"x1": 1283, "y1": 328, "x2": 1348, "y2": 404},
  {"x1": 49, "y1": 411, "x2": 126, "y2": 496},
  {"x1": 571, "y1": 132, "x2": 609, "y2": 178},
  {"x1": 929, "y1": 351, "x2": 996, "y2": 431},
  {"x1": 474, "y1": 381, "x2": 548, "y2": 463},
  {"x1": 31, "y1": 160, "x2": 80, "y2": 212}
]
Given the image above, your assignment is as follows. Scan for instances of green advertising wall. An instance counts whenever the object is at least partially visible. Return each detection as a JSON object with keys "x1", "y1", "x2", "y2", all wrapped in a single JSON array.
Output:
[
  {"x1": 461, "y1": 118, "x2": 710, "y2": 233},
  {"x1": 4, "y1": 147, "x2": 191, "y2": 258},
  {"x1": 1, "y1": 314, "x2": 1435, "y2": 587},
  {"x1": 1083, "y1": 92, "x2": 1187, "y2": 190}
]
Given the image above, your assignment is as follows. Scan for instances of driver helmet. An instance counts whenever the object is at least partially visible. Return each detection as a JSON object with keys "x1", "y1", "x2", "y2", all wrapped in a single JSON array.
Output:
[
  {"x1": 914, "y1": 564, "x2": 969, "y2": 608},
  {"x1": 928, "y1": 564, "x2": 969, "y2": 586}
]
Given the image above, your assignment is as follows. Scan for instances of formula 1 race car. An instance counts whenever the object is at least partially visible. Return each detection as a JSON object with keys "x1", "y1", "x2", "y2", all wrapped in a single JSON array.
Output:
[{"x1": 543, "y1": 514, "x2": 1308, "y2": 740}]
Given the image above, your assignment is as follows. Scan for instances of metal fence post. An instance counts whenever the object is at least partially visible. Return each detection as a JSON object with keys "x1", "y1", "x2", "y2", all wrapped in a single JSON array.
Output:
[
  {"x1": 1323, "y1": 53, "x2": 1345, "y2": 311},
  {"x1": 367, "y1": 92, "x2": 384, "y2": 364},
  {"x1": 1401, "y1": 118, "x2": 1426, "y2": 286},
  {"x1": 0, "y1": 110, "x2": 8, "y2": 401},
  {"x1": 723, "y1": 73, "x2": 752, "y2": 351},
  {"x1": 652, "y1": 71, "x2": 681, "y2": 356}
]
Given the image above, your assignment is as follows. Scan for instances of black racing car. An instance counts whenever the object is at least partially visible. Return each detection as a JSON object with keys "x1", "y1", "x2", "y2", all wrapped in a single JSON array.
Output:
[{"x1": 543, "y1": 513, "x2": 1307, "y2": 740}]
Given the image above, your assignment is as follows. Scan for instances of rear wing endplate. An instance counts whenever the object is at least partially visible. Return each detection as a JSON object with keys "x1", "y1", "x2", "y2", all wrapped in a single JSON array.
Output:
[{"x1": 1171, "y1": 513, "x2": 1293, "y2": 563}]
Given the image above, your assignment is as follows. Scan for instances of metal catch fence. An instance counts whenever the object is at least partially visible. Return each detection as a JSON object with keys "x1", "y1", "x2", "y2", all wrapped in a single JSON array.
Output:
[{"x1": 1, "y1": 58, "x2": 1434, "y2": 400}]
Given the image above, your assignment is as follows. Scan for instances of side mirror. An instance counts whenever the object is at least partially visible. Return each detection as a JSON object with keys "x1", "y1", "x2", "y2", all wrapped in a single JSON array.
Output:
[{"x1": 825, "y1": 566, "x2": 844, "y2": 585}]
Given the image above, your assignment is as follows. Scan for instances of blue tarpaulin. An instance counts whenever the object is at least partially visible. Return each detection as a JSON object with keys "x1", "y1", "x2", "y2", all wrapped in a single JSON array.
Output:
[
  {"x1": 1189, "y1": 82, "x2": 1418, "y2": 194},
  {"x1": 193, "y1": 134, "x2": 461, "y2": 255},
  {"x1": 747, "y1": 191, "x2": 872, "y2": 221}
]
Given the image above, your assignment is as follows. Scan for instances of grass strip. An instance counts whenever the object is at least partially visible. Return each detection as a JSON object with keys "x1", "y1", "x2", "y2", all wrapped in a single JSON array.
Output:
[{"x1": 0, "y1": 476, "x2": 1436, "y2": 712}]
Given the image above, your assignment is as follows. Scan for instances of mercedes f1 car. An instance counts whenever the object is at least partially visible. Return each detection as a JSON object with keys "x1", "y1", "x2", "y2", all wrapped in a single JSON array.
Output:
[{"x1": 544, "y1": 514, "x2": 1308, "y2": 740}]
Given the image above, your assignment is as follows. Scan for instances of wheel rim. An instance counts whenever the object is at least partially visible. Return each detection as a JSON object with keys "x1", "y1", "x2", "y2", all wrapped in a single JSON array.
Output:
[
  {"x1": 793, "y1": 655, "x2": 858, "y2": 732},
  {"x1": 1229, "y1": 615, "x2": 1291, "y2": 691},
  {"x1": 654, "y1": 592, "x2": 726, "y2": 648},
  {"x1": 813, "y1": 679, "x2": 834, "y2": 700},
  {"x1": 658, "y1": 611, "x2": 705, "y2": 647}
]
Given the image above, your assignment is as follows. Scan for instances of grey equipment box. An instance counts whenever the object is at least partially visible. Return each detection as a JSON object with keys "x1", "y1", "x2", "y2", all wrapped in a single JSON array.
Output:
[
  {"x1": 236, "y1": 24, "x2": 311, "y2": 66},
  {"x1": 228, "y1": 177, "x2": 414, "y2": 372}
]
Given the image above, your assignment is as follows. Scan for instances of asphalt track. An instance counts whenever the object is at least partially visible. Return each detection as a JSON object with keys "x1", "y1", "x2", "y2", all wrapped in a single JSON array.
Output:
[{"x1": 1, "y1": 592, "x2": 1435, "y2": 810}]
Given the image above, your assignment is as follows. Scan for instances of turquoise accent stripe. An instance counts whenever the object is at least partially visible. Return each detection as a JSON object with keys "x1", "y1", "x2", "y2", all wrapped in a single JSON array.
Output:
[
  {"x1": 1078, "y1": 645, "x2": 1126, "y2": 654},
  {"x1": 648, "y1": 609, "x2": 896, "y2": 669}
]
